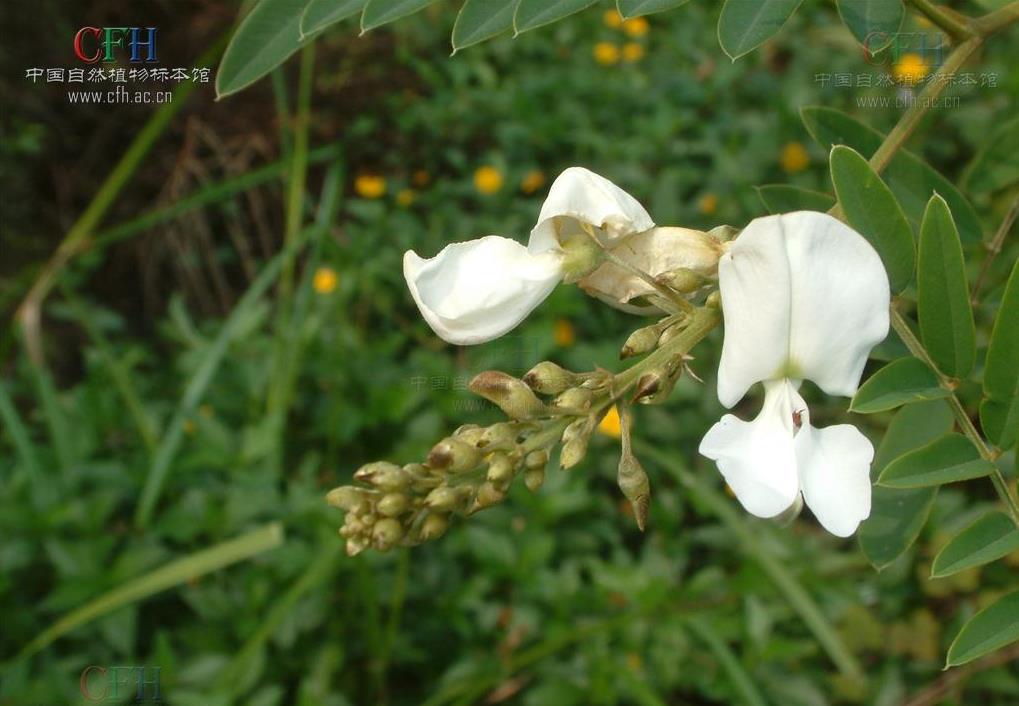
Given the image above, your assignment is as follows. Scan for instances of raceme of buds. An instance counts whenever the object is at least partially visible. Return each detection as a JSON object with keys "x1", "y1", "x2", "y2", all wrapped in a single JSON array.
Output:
[{"x1": 469, "y1": 371, "x2": 546, "y2": 420}]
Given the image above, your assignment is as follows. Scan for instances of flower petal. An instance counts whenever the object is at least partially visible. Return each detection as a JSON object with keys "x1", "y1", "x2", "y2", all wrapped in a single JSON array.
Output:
[
  {"x1": 796, "y1": 422, "x2": 874, "y2": 537},
  {"x1": 404, "y1": 235, "x2": 563, "y2": 345},
  {"x1": 716, "y1": 211, "x2": 890, "y2": 406},
  {"x1": 699, "y1": 380, "x2": 801, "y2": 518},
  {"x1": 528, "y1": 167, "x2": 655, "y2": 256},
  {"x1": 578, "y1": 226, "x2": 722, "y2": 306},
  {"x1": 781, "y1": 211, "x2": 890, "y2": 397},
  {"x1": 715, "y1": 217, "x2": 794, "y2": 407}
]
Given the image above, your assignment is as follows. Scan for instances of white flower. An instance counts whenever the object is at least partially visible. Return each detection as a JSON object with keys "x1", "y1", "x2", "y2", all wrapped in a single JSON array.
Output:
[
  {"x1": 404, "y1": 167, "x2": 655, "y2": 345},
  {"x1": 698, "y1": 211, "x2": 890, "y2": 537}
]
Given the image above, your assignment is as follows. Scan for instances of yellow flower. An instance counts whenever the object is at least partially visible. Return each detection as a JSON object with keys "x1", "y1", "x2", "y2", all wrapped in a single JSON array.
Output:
[
  {"x1": 397, "y1": 188, "x2": 416, "y2": 207},
  {"x1": 622, "y1": 42, "x2": 645, "y2": 63},
  {"x1": 183, "y1": 419, "x2": 196, "y2": 435},
  {"x1": 593, "y1": 42, "x2": 620, "y2": 66},
  {"x1": 520, "y1": 169, "x2": 546, "y2": 194},
  {"x1": 603, "y1": 9, "x2": 623, "y2": 28},
  {"x1": 622, "y1": 16, "x2": 649, "y2": 38},
  {"x1": 780, "y1": 142, "x2": 810, "y2": 174},
  {"x1": 598, "y1": 406, "x2": 622, "y2": 438},
  {"x1": 198, "y1": 404, "x2": 213, "y2": 418},
  {"x1": 893, "y1": 53, "x2": 929, "y2": 85},
  {"x1": 412, "y1": 169, "x2": 430, "y2": 187},
  {"x1": 554, "y1": 319, "x2": 575, "y2": 347},
  {"x1": 473, "y1": 165, "x2": 504, "y2": 195},
  {"x1": 313, "y1": 267, "x2": 338, "y2": 294},
  {"x1": 698, "y1": 193, "x2": 718, "y2": 215},
  {"x1": 354, "y1": 174, "x2": 386, "y2": 199}
]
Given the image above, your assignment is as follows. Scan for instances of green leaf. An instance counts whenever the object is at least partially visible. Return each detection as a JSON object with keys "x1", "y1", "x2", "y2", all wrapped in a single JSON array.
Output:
[
  {"x1": 18, "y1": 524, "x2": 284, "y2": 660},
  {"x1": 962, "y1": 115, "x2": 1019, "y2": 194},
  {"x1": 877, "y1": 433, "x2": 995, "y2": 488},
  {"x1": 981, "y1": 260, "x2": 1019, "y2": 449},
  {"x1": 755, "y1": 184, "x2": 835, "y2": 214},
  {"x1": 859, "y1": 399, "x2": 953, "y2": 569},
  {"x1": 514, "y1": 0, "x2": 598, "y2": 33},
  {"x1": 618, "y1": 0, "x2": 691, "y2": 18},
  {"x1": 717, "y1": 0, "x2": 804, "y2": 60},
  {"x1": 851, "y1": 357, "x2": 948, "y2": 413},
  {"x1": 830, "y1": 144, "x2": 915, "y2": 292},
  {"x1": 836, "y1": 0, "x2": 903, "y2": 51},
  {"x1": 801, "y1": 106, "x2": 983, "y2": 243},
  {"x1": 917, "y1": 194, "x2": 976, "y2": 378},
  {"x1": 300, "y1": 0, "x2": 369, "y2": 36},
  {"x1": 932, "y1": 512, "x2": 1019, "y2": 578},
  {"x1": 217, "y1": 0, "x2": 312, "y2": 98},
  {"x1": 362, "y1": 0, "x2": 440, "y2": 31},
  {"x1": 453, "y1": 0, "x2": 518, "y2": 50},
  {"x1": 947, "y1": 590, "x2": 1019, "y2": 667}
]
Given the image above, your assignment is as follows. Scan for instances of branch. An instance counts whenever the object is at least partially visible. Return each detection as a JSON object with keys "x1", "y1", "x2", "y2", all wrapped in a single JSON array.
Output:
[{"x1": 971, "y1": 193, "x2": 1019, "y2": 305}]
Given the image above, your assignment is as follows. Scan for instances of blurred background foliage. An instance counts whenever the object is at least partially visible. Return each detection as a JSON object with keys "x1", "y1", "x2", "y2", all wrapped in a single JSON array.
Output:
[{"x1": 2, "y1": 0, "x2": 1018, "y2": 704}]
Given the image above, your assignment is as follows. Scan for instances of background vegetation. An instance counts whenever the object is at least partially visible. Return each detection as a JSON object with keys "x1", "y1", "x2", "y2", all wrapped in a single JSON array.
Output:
[{"x1": 2, "y1": 1, "x2": 1018, "y2": 704}]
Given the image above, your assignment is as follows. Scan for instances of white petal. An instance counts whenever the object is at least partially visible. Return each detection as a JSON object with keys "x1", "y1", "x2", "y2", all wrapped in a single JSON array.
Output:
[
  {"x1": 528, "y1": 167, "x2": 655, "y2": 256},
  {"x1": 403, "y1": 236, "x2": 563, "y2": 345},
  {"x1": 781, "y1": 211, "x2": 890, "y2": 397},
  {"x1": 578, "y1": 226, "x2": 722, "y2": 306},
  {"x1": 699, "y1": 380, "x2": 802, "y2": 518},
  {"x1": 715, "y1": 218, "x2": 793, "y2": 407},
  {"x1": 796, "y1": 422, "x2": 874, "y2": 537},
  {"x1": 716, "y1": 211, "x2": 890, "y2": 407}
]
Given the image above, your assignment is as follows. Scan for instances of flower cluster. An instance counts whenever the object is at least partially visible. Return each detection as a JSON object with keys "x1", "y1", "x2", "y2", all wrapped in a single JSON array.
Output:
[{"x1": 328, "y1": 167, "x2": 890, "y2": 552}]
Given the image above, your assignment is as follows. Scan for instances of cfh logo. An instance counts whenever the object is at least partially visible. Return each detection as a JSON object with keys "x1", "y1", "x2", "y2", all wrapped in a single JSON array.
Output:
[
  {"x1": 73, "y1": 27, "x2": 158, "y2": 64},
  {"x1": 80, "y1": 665, "x2": 162, "y2": 702}
]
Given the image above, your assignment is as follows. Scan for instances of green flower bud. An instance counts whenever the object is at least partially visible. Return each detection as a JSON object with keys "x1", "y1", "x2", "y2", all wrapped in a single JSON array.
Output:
[
  {"x1": 525, "y1": 449, "x2": 549, "y2": 469},
  {"x1": 377, "y1": 493, "x2": 410, "y2": 517},
  {"x1": 420, "y1": 512, "x2": 450, "y2": 541},
  {"x1": 353, "y1": 461, "x2": 403, "y2": 484},
  {"x1": 560, "y1": 436, "x2": 589, "y2": 470},
  {"x1": 428, "y1": 437, "x2": 482, "y2": 473},
  {"x1": 706, "y1": 291, "x2": 721, "y2": 309},
  {"x1": 523, "y1": 361, "x2": 580, "y2": 395},
  {"x1": 354, "y1": 462, "x2": 412, "y2": 492},
  {"x1": 655, "y1": 267, "x2": 704, "y2": 294},
  {"x1": 562, "y1": 416, "x2": 593, "y2": 444},
  {"x1": 479, "y1": 422, "x2": 521, "y2": 450},
  {"x1": 469, "y1": 371, "x2": 546, "y2": 420},
  {"x1": 486, "y1": 452, "x2": 516, "y2": 485},
  {"x1": 372, "y1": 518, "x2": 404, "y2": 550},
  {"x1": 552, "y1": 387, "x2": 594, "y2": 414},
  {"x1": 453, "y1": 424, "x2": 486, "y2": 447},
  {"x1": 424, "y1": 486, "x2": 468, "y2": 512},
  {"x1": 472, "y1": 481, "x2": 507, "y2": 511},
  {"x1": 657, "y1": 323, "x2": 686, "y2": 346},
  {"x1": 559, "y1": 232, "x2": 605, "y2": 282},
  {"x1": 617, "y1": 452, "x2": 650, "y2": 531},
  {"x1": 326, "y1": 486, "x2": 366, "y2": 511},
  {"x1": 620, "y1": 324, "x2": 660, "y2": 359},
  {"x1": 524, "y1": 466, "x2": 545, "y2": 492},
  {"x1": 345, "y1": 535, "x2": 369, "y2": 556}
]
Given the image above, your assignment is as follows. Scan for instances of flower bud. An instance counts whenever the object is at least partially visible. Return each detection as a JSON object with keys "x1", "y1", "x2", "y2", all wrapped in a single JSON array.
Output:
[
  {"x1": 471, "y1": 481, "x2": 507, "y2": 511},
  {"x1": 372, "y1": 518, "x2": 404, "y2": 550},
  {"x1": 326, "y1": 486, "x2": 366, "y2": 511},
  {"x1": 560, "y1": 436, "x2": 589, "y2": 470},
  {"x1": 655, "y1": 267, "x2": 704, "y2": 294},
  {"x1": 552, "y1": 387, "x2": 593, "y2": 414},
  {"x1": 424, "y1": 486, "x2": 468, "y2": 512},
  {"x1": 523, "y1": 361, "x2": 579, "y2": 395},
  {"x1": 354, "y1": 462, "x2": 411, "y2": 491},
  {"x1": 420, "y1": 512, "x2": 449, "y2": 541},
  {"x1": 706, "y1": 291, "x2": 721, "y2": 309},
  {"x1": 620, "y1": 325, "x2": 660, "y2": 359},
  {"x1": 562, "y1": 416, "x2": 594, "y2": 444},
  {"x1": 377, "y1": 493, "x2": 410, "y2": 517},
  {"x1": 453, "y1": 424, "x2": 487, "y2": 447},
  {"x1": 486, "y1": 452, "x2": 516, "y2": 485},
  {"x1": 428, "y1": 437, "x2": 482, "y2": 473},
  {"x1": 617, "y1": 452, "x2": 650, "y2": 531},
  {"x1": 657, "y1": 323, "x2": 686, "y2": 347},
  {"x1": 479, "y1": 422, "x2": 521, "y2": 450},
  {"x1": 346, "y1": 535, "x2": 369, "y2": 556},
  {"x1": 525, "y1": 449, "x2": 549, "y2": 469},
  {"x1": 559, "y1": 232, "x2": 605, "y2": 282},
  {"x1": 469, "y1": 371, "x2": 546, "y2": 420},
  {"x1": 524, "y1": 466, "x2": 545, "y2": 491}
]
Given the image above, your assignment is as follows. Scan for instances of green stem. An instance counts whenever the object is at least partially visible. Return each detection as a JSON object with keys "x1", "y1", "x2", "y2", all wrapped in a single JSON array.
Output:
[
  {"x1": 377, "y1": 548, "x2": 410, "y2": 701},
  {"x1": 615, "y1": 306, "x2": 721, "y2": 391},
  {"x1": 890, "y1": 307, "x2": 1019, "y2": 526},
  {"x1": 971, "y1": 193, "x2": 1019, "y2": 305},
  {"x1": 907, "y1": 0, "x2": 974, "y2": 40},
  {"x1": 867, "y1": 37, "x2": 983, "y2": 176},
  {"x1": 974, "y1": 0, "x2": 1019, "y2": 35}
]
